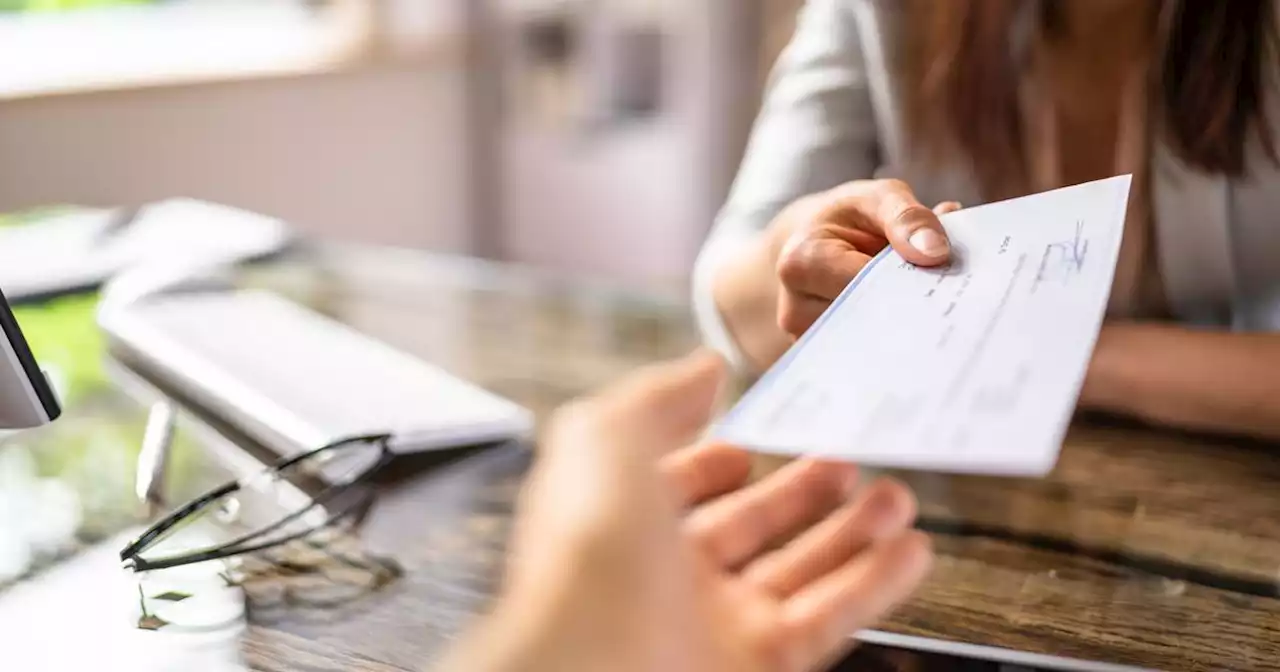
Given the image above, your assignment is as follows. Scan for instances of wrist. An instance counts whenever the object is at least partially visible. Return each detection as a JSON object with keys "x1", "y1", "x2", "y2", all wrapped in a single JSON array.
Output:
[
  {"x1": 452, "y1": 546, "x2": 623, "y2": 672},
  {"x1": 712, "y1": 221, "x2": 798, "y2": 374},
  {"x1": 434, "y1": 590, "x2": 571, "y2": 672}
]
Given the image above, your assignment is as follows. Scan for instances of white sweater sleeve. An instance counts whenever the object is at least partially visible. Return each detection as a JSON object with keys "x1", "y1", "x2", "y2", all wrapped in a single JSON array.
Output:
[{"x1": 692, "y1": 0, "x2": 882, "y2": 369}]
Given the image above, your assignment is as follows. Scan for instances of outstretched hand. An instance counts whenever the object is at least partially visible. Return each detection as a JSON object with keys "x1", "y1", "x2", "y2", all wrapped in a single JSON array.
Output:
[{"x1": 440, "y1": 351, "x2": 933, "y2": 672}]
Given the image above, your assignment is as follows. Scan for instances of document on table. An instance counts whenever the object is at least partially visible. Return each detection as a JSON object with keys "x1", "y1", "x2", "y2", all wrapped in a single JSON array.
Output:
[
  {"x1": 713, "y1": 175, "x2": 1132, "y2": 476},
  {"x1": 0, "y1": 199, "x2": 291, "y2": 302}
]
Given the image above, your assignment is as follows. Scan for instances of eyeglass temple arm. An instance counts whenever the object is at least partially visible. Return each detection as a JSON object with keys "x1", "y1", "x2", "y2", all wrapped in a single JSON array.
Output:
[
  {"x1": 122, "y1": 434, "x2": 393, "y2": 569},
  {"x1": 120, "y1": 480, "x2": 240, "y2": 564},
  {"x1": 124, "y1": 487, "x2": 376, "y2": 573}
]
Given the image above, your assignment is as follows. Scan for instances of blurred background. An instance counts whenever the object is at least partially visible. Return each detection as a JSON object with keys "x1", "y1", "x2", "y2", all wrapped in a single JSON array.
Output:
[
  {"x1": 0, "y1": 0, "x2": 805, "y2": 592},
  {"x1": 0, "y1": 0, "x2": 805, "y2": 285}
]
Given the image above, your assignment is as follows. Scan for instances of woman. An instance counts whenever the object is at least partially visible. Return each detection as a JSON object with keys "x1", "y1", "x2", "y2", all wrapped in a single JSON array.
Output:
[{"x1": 695, "y1": 0, "x2": 1280, "y2": 439}]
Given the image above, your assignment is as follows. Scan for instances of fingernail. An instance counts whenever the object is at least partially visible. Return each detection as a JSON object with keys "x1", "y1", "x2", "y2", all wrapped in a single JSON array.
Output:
[
  {"x1": 865, "y1": 489, "x2": 908, "y2": 537},
  {"x1": 841, "y1": 466, "x2": 860, "y2": 497},
  {"x1": 908, "y1": 228, "x2": 949, "y2": 257},
  {"x1": 866, "y1": 488, "x2": 898, "y2": 517}
]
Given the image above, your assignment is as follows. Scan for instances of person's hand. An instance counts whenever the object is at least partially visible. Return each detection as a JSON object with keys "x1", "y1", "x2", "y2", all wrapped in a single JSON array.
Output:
[
  {"x1": 770, "y1": 180, "x2": 962, "y2": 336},
  {"x1": 439, "y1": 351, "x2": 932, "y2": 672}
]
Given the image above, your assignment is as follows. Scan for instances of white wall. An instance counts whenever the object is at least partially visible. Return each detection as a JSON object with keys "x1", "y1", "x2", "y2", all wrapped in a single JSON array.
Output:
[
  {"x1": 501, "y1": 120, "x2": 696, "y2": 281},
  {"x1": 495, "y1": 0, "x2": 761, "y2": 284},
  {"x1": 0, "y1": 59, "x2": 471, "y2": 251}
]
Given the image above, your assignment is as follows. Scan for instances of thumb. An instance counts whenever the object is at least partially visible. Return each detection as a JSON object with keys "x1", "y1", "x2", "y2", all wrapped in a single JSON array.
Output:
[
  {"x1": 545, "y1": 350, "x2": 728, "y2": 465},
  {"x1": 881, "y1": 198, "x2": 950, "y2": 266},
  {"x1": 509, "y1": 352, "x2": 728, "y2": 595},
  {"x1": 596, "y1": 349, "x2": 727, "y2": 454},
  {"x1": 933, "y1": 201, "x2": 964, "y2": 216},
  {"x1": 829, "y1": 180, "x2": 951, "y2": 266}
]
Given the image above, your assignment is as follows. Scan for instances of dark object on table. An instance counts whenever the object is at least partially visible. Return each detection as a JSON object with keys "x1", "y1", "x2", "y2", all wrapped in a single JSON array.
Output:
[{"x1": 0, "y1": 280, "x2": 61, "y2": 427}]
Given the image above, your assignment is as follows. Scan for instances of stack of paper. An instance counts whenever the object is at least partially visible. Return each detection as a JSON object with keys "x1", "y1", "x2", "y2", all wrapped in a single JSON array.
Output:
[{"x1": 0, "y1": 199, "x2": 291, "y2": 302}]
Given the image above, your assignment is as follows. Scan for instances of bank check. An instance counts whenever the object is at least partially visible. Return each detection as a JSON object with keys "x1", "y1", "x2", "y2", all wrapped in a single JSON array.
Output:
[{"x1": 714, "y1": 175, "x2": 1132, "y2": 476}]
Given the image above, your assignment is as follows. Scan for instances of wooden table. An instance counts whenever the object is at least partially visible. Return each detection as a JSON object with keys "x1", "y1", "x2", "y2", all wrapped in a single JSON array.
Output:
[{"x1": 112, "y1": 246, "x2": 1280, "y2": 671}]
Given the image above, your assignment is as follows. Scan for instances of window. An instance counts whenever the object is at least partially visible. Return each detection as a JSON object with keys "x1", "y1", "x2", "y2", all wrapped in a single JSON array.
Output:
[{"x1": 0, "y1": 0, "x2": 374, "y2": 99}]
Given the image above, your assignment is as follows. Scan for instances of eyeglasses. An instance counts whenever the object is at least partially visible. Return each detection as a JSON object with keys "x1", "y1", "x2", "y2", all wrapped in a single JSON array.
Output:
[{"x1": 120, "y1": 406, "x2": 395, "y2": 575}]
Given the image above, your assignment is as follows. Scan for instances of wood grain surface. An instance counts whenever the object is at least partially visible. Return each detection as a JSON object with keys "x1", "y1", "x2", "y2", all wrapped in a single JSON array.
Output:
[{"x1": 142, "y1": 248, "x2": 1280, "y2": 671}]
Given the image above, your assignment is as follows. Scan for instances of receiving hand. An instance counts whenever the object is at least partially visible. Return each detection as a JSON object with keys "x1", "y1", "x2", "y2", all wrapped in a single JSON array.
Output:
[
  {"x1": 438, "y1": 351, "x2": 932, "y2": 672},
  {"x1": 769, "y1": 180, "x2": 961, "y2": 336}
]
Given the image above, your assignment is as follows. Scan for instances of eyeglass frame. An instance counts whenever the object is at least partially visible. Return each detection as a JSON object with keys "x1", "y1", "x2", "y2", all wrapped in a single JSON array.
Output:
[{"x1": 120, "y1": 427, "x2": 395, "y2": 573}]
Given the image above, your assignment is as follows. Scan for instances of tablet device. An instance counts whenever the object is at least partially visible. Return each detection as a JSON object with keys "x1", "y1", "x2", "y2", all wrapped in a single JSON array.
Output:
[{"x1": 0, "y1": 285, "x2": 61, "y2": 428}]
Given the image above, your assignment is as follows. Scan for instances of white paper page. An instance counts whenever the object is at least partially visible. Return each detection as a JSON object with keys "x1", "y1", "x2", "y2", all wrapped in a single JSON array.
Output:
[
  {"x1": 714, "y1": 176, "x2": 1132, "y2": 476},
  {"x1": 0, "y1": 199, "x2": 290, "y2": 301}
]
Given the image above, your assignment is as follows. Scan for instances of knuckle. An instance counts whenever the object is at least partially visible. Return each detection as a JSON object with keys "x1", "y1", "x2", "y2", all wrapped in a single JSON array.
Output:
[
  {"x1": 777, "y1": 304, "x2": 810, "y2": 337},
  {"x1": 877, "y1": 177, "x2": 911, "y2": 194},
  {"x1": 775, "y1": 240, "x2": 815, "y2": 288},
  {"x1": 896, "y1": 202, "x2": 934, "y2": 223},
  {"x1": 685, "y1": 516, "x2": 729, "y2": 564},
  {"x1": 894, "y1": 203, "x2": 937, "y2": 232},
  {"x1": 741, "y1": 558, "x2": 777, "y2": 591}
]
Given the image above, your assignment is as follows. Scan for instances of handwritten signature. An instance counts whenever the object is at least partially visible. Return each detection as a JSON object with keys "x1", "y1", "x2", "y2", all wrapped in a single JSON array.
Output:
[{"x1": 1033, "y1": 220, "x2": 1088, "y2": 289}]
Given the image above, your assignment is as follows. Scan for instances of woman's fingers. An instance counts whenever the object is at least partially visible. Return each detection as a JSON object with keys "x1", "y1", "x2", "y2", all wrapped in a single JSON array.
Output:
[
  {"x1": 773, "y1": 183, "x2": 963, "y2": 338},
  {"x1": 779, "y1": 181, "x2": 956, "y2": 301},
  {"x1": 827, "y1": 180, "x2": 951, "y2": 266},
  {"x1": 782, "y1": 531, "x2": 934, "y2": 671},
  {"x1": 776, "y1": 231, "x2": 875, "y2": 300},
  {"x1": 685, "y1": 459, "x2": 857, "y2": 570},
  {"x1": 933, "y1": 201, "x2": 964, "y2": 215},
  {"x1": 660, "y1": 442, "x2": 754, "y2": 508},
  {"x1": 742, "y1": 478, "x2": 917, "y2": 597},
  {"x1": 777, "y1": 290, "x2": 834, "y2": 337},
  {"x1": 774, "y1": 224, "x2": 879, "y2": 336}
]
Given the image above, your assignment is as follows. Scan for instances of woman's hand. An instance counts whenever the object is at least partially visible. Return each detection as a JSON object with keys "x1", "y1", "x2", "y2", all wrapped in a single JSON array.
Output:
[
  {"x1": 439, "y1": 351, "x2": 932, "y2": 672},
  {"x1": 773, "y1": 181, "x2": 960, "y2": 336},
  {"x1": 711, "y1": 179, "x2": 960, "y2": 371}
]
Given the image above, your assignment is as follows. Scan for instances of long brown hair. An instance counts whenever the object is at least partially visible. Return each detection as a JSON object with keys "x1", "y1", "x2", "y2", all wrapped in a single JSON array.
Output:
[{"x1": 906, "y1": 0, "x2": 1278, "y2": 197}]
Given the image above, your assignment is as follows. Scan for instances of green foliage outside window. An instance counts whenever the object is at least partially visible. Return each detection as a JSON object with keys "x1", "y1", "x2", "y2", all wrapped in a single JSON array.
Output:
[{"x1": 0, "y1": 0, "x2": 156, "y2": 12}]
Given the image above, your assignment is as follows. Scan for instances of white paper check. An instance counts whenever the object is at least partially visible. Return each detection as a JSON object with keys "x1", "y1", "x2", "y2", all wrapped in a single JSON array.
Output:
[{"x1": 714, "y1": 175, "x2": 1133, "y2": 476}]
